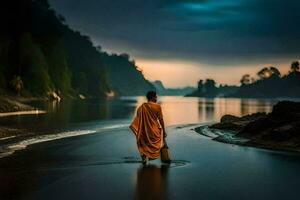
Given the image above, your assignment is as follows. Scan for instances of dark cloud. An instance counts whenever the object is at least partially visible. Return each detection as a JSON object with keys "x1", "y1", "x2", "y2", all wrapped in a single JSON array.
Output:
[{"x1": 50, "y1": 0, "x2": 300, "y2": 65}]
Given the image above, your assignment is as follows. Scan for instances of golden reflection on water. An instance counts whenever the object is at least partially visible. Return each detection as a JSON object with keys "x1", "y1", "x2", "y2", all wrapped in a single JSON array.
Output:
[
  {"x1": 130, "y1": 96, "x2": 275, "y2": 200},
  {"x1": 131, "y1": 96, "x2": 275, "y2": 126},
  {"x1": 134, "y1": 164, "x2": 169, "y2": 200},
  {"x1": 0, "y1": 110, "x2": 46, "y2": 117}
]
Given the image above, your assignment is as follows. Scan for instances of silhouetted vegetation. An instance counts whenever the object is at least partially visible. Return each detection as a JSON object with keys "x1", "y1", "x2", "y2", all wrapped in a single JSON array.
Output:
[
  {"x1": 188, "y1": 61, "x2": 300, "y2": 98},
  {"x1": 100, "y1": 52, "x2": 155, "y2": 96},
  {"x1": 232, "y1": 62, "x2": 300, "y2": 98},
  {"x1": 0, "y1": 0, "x2": 154, "y2": 98},
  {"x1": 186, "y1": 79, "x2": 238, "y2": 97}
]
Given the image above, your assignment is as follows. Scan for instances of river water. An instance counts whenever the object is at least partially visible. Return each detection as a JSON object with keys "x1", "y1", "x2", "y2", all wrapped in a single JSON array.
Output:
[
  {"x1": 1, "y1": 96, "x2": 300, "y2": 200},
  {"x1": 0, "y1": 96, "x2": 278, "y2": 132},
  {"x1": 0, "y1": 96, "x2": 279, "y2": 157}
]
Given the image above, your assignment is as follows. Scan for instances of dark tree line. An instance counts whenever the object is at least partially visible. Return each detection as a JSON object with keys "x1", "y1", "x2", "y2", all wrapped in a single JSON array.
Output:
[
  {"x1": 100, "y1": 53, "x2": 155, "y2": 96},
  {"x1": 187, "y1": 61, "x2": 300, "y2": 98},
  {"x1": 0, "y1": 0, "x2": 154, "y2": 98},
  {"x1": 235, "y1": 61, "x2": 300, "y2": 98},
  {"x1": 186, "y1": 79, "x2": 238, "y2": 97}
]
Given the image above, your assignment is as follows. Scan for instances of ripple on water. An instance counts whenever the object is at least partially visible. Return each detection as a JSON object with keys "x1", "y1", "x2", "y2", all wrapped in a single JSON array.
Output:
[{"x1": 80, "y1": 157, "x2": 190, "y2": 169}]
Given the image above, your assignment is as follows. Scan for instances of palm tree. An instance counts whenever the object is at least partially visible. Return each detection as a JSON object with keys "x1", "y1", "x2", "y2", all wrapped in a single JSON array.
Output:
[
  {"x1": 291, "y1": 61, "x2": 300, "y2": 73},
  {"x1": 240, "y1": 74, "x2": 251, "y2": 85},
  {"x1": 270, "y1": 67, "x2": 281, "y2": 77},
  {"x1": 257, "y1": 67, "x2": 270, "y2": 79},
  {"x1": 10, "y1": 75, "x2": 23, "y2": 96}
]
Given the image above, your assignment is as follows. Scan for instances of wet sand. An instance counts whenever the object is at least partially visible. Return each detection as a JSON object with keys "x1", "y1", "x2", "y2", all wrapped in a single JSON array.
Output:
[{"x1": 1, "y1": 124, "x2": 300, "y2": 200}]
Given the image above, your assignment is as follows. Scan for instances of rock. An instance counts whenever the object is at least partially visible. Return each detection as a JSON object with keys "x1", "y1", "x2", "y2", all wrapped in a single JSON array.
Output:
[
  {"x1": 79, "y1": 94, "x2": 86, "y2": 99},
  {"x1": 210, "y1": 122, "x2": 244, "y2": 131},
  {"x1": 240, "y1": 112, "x2": 267, "y2": 121},
  {"x1": 106, "y1": 91, "x2": 115, "y2": 98},
  {"x1": 206, "y1": 101, "x2": 300, "y2": 152},
  {"x1": 274, "y1": 125, "x2": 294, "y2": 133},
  {"x1": 238, "y1": 101, "x2": 300, "y2": 149},
  {"x1": 271, "y1": 101, "x2": 300, "y2": 121},
  {"x1": 48, "y1": 92, "x2": 61, "y2": 101},
  {"x1": 272, "y1": 101, "x2": 300, "y2": 115},
  {"x1": 220, "y1": 115, "x2": 240, "y2": 123},
  {"x1": 213, "y1": 113, "x2": 267, "y2": 132},
  {"x1": 237, "y1": 116, "x2": 271, "y2": 137}
]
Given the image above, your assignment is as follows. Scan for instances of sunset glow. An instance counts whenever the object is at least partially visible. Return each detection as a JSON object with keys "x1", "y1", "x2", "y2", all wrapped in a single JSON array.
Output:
[{"x1": 136, "y1": 59, "x2": 291, "y2": 88}]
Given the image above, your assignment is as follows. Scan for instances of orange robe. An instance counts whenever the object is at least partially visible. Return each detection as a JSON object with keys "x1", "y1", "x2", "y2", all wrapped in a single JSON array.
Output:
[{"x1": 129, "y1": 102, "x2": 163, "y2": 159}]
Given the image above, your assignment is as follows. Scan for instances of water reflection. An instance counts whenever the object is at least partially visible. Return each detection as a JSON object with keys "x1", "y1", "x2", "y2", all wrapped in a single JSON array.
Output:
[
  {"x1": 198, "y1": 98, "x2": 215, "y2": 122},
  {"x1": 0, "y1": 98, "x2": 137, "y2": 134},
  {"x1": 196, "y1": 98, "x2": 275, "y2": 123},
  {"x1": 156, "y1": 97, "x2": 276, "y2": 125},
  {"x1": 0, "y1": 96, "x2": 281, "y2": 133},
  {"x1": 134, "y1": 164, "x2": 169, "y2": 200}
]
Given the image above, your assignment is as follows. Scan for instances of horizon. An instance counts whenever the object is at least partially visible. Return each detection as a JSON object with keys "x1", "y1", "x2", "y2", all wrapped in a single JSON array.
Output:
[{"x1": 50, "y1": 0, "x2": 300, "y2": 88}]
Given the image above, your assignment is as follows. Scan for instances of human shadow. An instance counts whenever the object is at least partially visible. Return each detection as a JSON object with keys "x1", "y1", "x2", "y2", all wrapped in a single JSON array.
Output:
[{"x1": 134, "y1": 164, "x2": 170, "y2": 200}]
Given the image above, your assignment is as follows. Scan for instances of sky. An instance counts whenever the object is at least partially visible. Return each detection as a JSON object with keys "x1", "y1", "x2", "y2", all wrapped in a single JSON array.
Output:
[{"x1": 50, "y1": 0, "x2": 300, "y2": 88}]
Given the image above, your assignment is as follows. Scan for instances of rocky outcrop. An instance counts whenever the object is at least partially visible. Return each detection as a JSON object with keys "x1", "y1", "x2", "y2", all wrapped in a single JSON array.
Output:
[
  {"x1": 208, "y1": 101, "x2": 300, "y2": 152},
  {"x1": 209, "y1": 113, "x2": 267, "y2": 132}
]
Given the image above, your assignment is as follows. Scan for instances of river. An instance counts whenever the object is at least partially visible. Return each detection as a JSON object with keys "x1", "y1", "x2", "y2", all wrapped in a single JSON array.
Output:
[{"x1": 0, "y1": 96, "x2": 300, "y2": 200}]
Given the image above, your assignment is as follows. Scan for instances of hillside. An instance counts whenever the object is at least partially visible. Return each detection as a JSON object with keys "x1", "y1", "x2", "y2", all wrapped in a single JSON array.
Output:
[
  {"x1": 101, "y1": 53, "x2": 155, "y2": 96},
  {"x1": 0, "y1": 0, "x2": 154, "y2": 98}
]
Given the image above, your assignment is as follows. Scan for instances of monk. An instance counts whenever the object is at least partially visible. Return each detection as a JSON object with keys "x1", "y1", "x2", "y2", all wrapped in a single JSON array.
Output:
[{"x1": 129, "y1": 91, "x2": 167, "y2": 164}]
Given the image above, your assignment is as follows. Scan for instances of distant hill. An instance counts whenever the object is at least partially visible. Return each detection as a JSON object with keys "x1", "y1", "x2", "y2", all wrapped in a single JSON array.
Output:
[
  {"x1": 0, "y1": 0, "x2": 154, "y2": 98},
  {"x1": 152, "y1": 80, "x2": 165, "y2": 93},
  {"x1": 151, "y1": 80, "x2": 196, "y2": 96}
]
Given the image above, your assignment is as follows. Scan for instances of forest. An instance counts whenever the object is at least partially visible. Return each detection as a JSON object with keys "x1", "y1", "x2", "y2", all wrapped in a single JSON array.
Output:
[{"x1": 0, "y1": 0, "x2": 154, "y2": 99}]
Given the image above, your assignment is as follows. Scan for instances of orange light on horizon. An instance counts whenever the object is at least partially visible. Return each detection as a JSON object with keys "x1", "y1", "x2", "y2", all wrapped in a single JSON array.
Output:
[{"x1": 135, "y1": 58, "x2": 292, "y2": 88}]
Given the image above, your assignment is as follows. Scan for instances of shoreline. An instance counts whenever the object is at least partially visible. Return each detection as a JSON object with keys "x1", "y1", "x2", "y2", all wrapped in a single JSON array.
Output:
[
  {"x1": 0, "y1": 121, "x2": 131, "y2": 159},
  {"x1": 1, "y1": 121, "x2": 300, "y2": 199},
  {"x1": 0, "y1": 129, "x2": 98, "y2": 159},
  {"x1": 194, "y1": 101, "x2": 300, "y2": 153},
  {"x1": 2, "y1": 120, "x2": 300, "y2": 160},
  {"x1": 0, "y1": 110, "x2": 46, "y2": 117},
  {"x1": 0, "y1": 95, "x2": 47, "y2": 140},
  {"x1": 194, "y1": 125, "x2": 300, "y2": 153}
]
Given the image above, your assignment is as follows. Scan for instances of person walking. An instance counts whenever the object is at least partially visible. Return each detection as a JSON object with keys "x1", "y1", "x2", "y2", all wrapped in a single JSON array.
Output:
[{"x1": 129, "y1": 91, "x2": 167, "y2": 164}]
